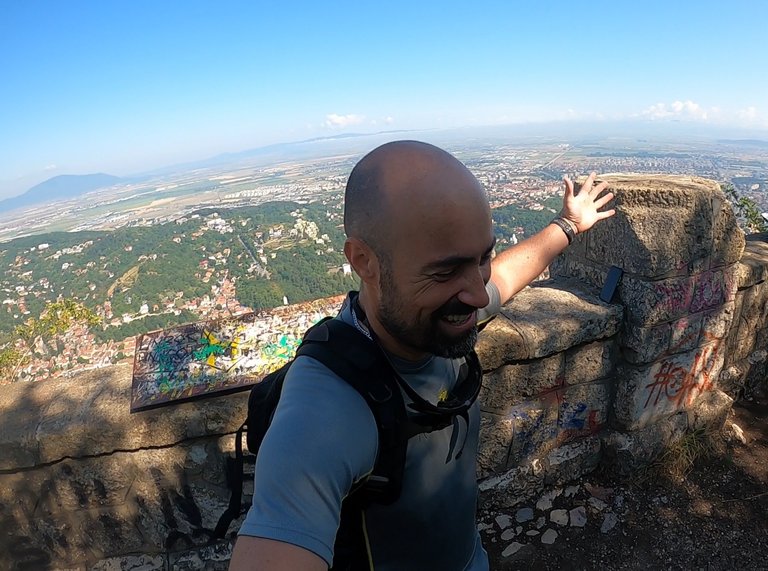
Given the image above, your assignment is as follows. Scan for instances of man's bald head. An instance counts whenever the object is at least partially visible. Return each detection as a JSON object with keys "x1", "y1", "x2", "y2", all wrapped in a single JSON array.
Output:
[{"x1": 344, "y1": 140, "x2": 487, "y2": 260}]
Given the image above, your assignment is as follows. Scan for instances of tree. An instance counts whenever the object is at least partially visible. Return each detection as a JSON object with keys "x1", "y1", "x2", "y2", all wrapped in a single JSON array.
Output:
[
  {"x1": 0, "y1": 299, "x2": 101, "y2": 382},
  {"x1": 722, "y1": 183, "x2": 768, "y2": 234}
]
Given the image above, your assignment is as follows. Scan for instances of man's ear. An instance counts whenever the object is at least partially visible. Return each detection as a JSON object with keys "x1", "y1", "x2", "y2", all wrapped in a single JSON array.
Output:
[{"x1": 344, "y1": 237, "x2": 379, "y2": 285}]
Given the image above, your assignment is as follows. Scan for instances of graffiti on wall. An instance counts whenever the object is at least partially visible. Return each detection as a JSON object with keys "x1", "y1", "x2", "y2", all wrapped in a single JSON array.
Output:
[
  {"x1": 559, "y1": 402, "x2": 603, "y2": 435},
  {"x1": 643, "y1": 333, "x2": 721, "y2": 412},
  {"x1": 690, "y1": 269, "x2": 735, "y2": 313},
  {"x1": 131, "y1": 296, "x2": 344, "y2": 412},
  {"x1": 653, "y1": 279, "x2": 694, "y2": 318}
]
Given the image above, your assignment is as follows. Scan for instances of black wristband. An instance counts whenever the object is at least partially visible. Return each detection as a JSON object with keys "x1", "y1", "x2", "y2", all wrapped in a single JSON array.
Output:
[{"x1": 551, "y1": 217, "x2": 576, "y2": 245}]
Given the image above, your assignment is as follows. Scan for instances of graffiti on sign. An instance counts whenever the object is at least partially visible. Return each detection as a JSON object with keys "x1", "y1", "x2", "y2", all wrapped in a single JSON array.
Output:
[{"x1": 131, "y1": 296, "x2": 344, "y2": 411}]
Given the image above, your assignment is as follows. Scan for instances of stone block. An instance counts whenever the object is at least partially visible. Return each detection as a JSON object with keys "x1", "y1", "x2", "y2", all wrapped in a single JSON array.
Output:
[
  {"x1": 126, "y1": 446, "x2": 231, "y2": 549},
  {"x1": 497, "y1": 279, "x2": 622, "y2": 360},
  {"x1": 1, "y1": 533, "x2": 56, "y2": 570},
  {"x1": 542, "y1": 435, "x2": 602, "y2": 486},
  {"x1": 478, "y1": 461, "x2": 545, "y2": 511},
  {"x1": 475, "y1": 316, "x2": 526, "y2": 371},
  {"x1": 500, "y1": 398, "x2": 560, "y2": 469},
  {"x1": 740, "y1": 281, "x2": 768, "y2": 330},
  {"x1": 701, "y1": 301, "x2": 735, "y2": 340},
  {"x1": 549, "y1": 256, "x2": 607, "y2": 291},
  {"x1": 689, "y1": 266, "x2": 738, "y2": 313},
  {"x1": 0, "y1": 440, "x2": 233, "y2": 567},
  {"x1": 687, "y1": 389, "x2": 733, "y2": 431},
  {"x1": 564, "y1": 340, "x2": 616, "y2": 385},
  {"x1": 169, "y1": 540, "x2": 234, "y2": 570},
  {"x1": 0, "y1": 363, "x2": 249, "y2": 471},
  {"x1": 601, "y1": 413, "x2": 688, "y2": 476},
  {"x1": 91, "y1": 554, "x2": 166, "y2": 570},
  {"x1": 723, "y1": 291, "x2": 746, "y2": 361},
  {"x1": 557, "y1": 382, "x2": 610, "y2": 441},
  {"x1": 78, "y1": 508, "x2": 148, "y2": 560},
  {"x1": 669, "y1": 314, "x2": 702, "y2": 354},
  {"x1": 479, "y1": 353, "x2": 563, "y2": 412},
  {"x1": 621, "y1": 322, "x2": 671, "y2": 364},
  {"x1": 735, "y1": 235, "x2": 768, "y2": 288},
  {"x1": 732, "y1": 298, "x2": 761, "y2": 363},
  {"x1": 49, "y1": 460, "x2": 138, "y2": 510},
  {"x1": 477, "y1": 413, "x2": 514, "y2": 479},
  {"x1": 744, "y1": 355, "x2": 768, "y2": 399},
  {"x1": 613, "y1": 341, "x2": 725, "y2": 430},
  {"x1": 619, "y1": 273, "x2": 696, "y2": 327},
  {"x1": 717, "y1": 361, "x2": 750, "y2": 398},
  {"x1": 711, "y1": 193, "x2": 746, "y2": 268},
  {"x1": 579, "y1": 175, "x2": 721, "y2": 280}
]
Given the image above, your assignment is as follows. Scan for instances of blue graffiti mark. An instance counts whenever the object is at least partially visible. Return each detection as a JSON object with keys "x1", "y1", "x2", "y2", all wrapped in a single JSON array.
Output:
[{"x1": 560, "y1": 402, "x2": 588, "y2": 430}]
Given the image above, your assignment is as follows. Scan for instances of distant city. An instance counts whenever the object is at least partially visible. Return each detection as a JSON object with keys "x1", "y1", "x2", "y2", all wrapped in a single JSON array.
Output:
[{"x1": 0, "y1": 131, "x2": 766, "y2": 382}]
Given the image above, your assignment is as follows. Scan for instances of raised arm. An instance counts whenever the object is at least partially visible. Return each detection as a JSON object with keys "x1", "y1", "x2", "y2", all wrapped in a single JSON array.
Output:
[
  {"x1": 230, "y1": 536, "x2": 327, "y2": 571},
  {"x1": 490, "y1": 172, "x2": 615, "y2": 304}
]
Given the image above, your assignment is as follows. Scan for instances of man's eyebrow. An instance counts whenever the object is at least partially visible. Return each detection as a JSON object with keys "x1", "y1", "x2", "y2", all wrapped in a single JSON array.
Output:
[{"x1": 423, "y1": 238, "x2": 497, "y2": 271}]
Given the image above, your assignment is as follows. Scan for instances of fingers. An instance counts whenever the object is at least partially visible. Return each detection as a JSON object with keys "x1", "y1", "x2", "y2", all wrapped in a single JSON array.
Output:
[
  {"x1": 574, "y1": 172, "x2": 608, "y2": 196},
  {"x1": 594, "y1": 192, "x2": 615, "y2": 209},
  {"x1": 597, "y1": 209, "x2": 616, "y2": 220},
  {"x1": 590, "y1": 180, "x2": 609, "y2": 195},
  {"x1": 563, "y1": 175, "x2": 575, "y2": 198}
]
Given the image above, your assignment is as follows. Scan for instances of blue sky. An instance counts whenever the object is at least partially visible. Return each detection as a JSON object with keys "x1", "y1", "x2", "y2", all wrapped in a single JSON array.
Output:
[{"x1": 1, "y1": 0, "x2": 767, "y2": 198}]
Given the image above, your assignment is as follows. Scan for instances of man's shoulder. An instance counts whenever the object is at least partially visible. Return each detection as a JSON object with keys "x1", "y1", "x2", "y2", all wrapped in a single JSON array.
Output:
[{"x1": 280, "y1": 353, "x2": 378, "y2": 431}]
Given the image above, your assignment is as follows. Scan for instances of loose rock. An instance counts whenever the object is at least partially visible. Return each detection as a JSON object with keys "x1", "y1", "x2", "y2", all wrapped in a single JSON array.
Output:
[
  {"x1": 570, "y1": 506, "x2": 588, "y2": 527},
  {"x1": 495, "y1": 514, "x2": 512, "y2": 530},
  {"x1": 550, "y1": 509, "x2": 569, "y2": 526},
  {"x1": 601, "y1": 512, "x2": 619, "y2": 533},
  {"x1": 501, "y1": 542, "x2": 524, "y2": 557},
  {"x1": 541, "y1": 529, "x2": 558, "y2": 545},
  {"x1": 585, "y1": 483, "x2": 614, "y2": 502},
  {"x1": 516, "y1": 507, "x2": 534, "y2": 523},
  {"x1": 564, "y1": 485, "x2": 580, "y2": 497},
  {"x1": 501, "y1": 528, "x2": 517, "y2": 541},
  {"x1": 588, "y1": 497, "x2": 608, "y2": 512}
]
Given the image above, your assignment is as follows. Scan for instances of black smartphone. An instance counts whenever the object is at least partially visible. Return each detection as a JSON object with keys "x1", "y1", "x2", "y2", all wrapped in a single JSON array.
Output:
[{"x1": 600, "y1": 266, "x2": 623, "y2": 303}]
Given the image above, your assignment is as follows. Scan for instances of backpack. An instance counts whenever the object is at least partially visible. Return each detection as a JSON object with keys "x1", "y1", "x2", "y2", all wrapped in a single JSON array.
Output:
[{"x1": 213, "y1": 314, "x2": 483, "y2": 569}]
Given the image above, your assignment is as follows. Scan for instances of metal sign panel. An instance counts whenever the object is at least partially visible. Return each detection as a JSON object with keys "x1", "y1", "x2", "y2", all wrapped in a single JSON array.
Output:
[{"x1": 130, "y1": 296, "x2": 344, "y2": 412}]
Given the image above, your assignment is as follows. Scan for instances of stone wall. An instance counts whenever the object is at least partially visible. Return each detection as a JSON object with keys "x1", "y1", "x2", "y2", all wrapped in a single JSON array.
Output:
[{"x1": 2, "y1": 175, "x2": 767, "y2": 570}]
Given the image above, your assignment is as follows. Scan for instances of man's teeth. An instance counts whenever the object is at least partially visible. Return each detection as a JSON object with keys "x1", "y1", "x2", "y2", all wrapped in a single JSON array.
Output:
[{"x1": 444, "y1": 314, "x2": 471, "y2": 324}]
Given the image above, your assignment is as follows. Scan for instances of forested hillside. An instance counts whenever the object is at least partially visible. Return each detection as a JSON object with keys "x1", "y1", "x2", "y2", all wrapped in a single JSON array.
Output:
[{"x1": 0, "y1": 196, "x2": 554, "y2": 344}]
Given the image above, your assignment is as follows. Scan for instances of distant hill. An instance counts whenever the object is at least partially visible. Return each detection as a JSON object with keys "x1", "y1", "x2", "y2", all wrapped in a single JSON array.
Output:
[
  {"x1": 139, "y1": 130, "x2": 420, "y2": 176},
  {"x1": 0, "y1": 173, "x2": 123, "y2": 213},
  {"x1": 717, "y1": 139, "x2": 768, "y2": 148}
]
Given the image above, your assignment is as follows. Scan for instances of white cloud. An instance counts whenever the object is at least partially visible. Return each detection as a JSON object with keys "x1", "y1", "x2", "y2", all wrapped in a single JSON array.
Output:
[
  {"x1": 384, "y1": 116, "x2": 394, "y2": 125},
  {"x1": 737, "y1": 106, "x2": 758, "y2": 121},
  {"x1": 43, "y1": 164, "x2": 58, "y2": 171},
  {"x1": 631, "y1": 101, "x2": 766, "y2": 128},
  {"x1": 323, "y1": 113, "x2": 365, "y2": 129},
  {"x1": 640, "y1": 100, "x2": 711, "y2": 121}
]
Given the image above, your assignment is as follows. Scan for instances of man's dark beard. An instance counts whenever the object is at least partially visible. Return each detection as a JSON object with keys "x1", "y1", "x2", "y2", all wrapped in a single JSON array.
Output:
[{"x1": 378, "y1": 266, "x2": 479, "y2": 358}]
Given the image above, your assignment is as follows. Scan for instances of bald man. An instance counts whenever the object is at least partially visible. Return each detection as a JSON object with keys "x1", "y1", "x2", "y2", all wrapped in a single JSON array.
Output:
[{"x1": 230, "y1": 141, "x2": 614, "y2": 570}]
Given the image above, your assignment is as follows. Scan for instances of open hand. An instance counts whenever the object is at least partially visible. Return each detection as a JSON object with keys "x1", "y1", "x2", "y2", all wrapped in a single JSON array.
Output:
[{"x1": 561, "y1": 172, "x2": 615, "y2": 233}]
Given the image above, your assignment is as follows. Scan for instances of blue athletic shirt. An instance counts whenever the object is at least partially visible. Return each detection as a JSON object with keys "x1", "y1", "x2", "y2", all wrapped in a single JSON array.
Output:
[{"x1": 239, "y1": 282, "x2": 501, "y2": 570}]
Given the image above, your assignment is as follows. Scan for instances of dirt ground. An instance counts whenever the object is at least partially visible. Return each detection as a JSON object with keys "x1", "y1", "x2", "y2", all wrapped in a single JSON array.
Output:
[{"x1": 482, "y1": 398, "x2": 768, "y2": 570}]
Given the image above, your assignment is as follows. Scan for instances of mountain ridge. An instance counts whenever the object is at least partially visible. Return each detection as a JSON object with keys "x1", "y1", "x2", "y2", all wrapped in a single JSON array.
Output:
[{"x1": 0, "y1": 173, "x2": 123, "y2": 213}]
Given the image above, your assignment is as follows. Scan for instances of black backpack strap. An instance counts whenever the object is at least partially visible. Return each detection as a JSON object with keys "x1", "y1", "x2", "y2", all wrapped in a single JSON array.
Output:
[{"x1": 297, "y1": 319, "x2": 409, "y2": 505}]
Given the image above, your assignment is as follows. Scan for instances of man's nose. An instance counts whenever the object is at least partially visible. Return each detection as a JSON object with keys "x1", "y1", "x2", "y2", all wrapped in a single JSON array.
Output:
[{"x1": 457, "y1": 267, "x2": 490, "y2": 309}]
